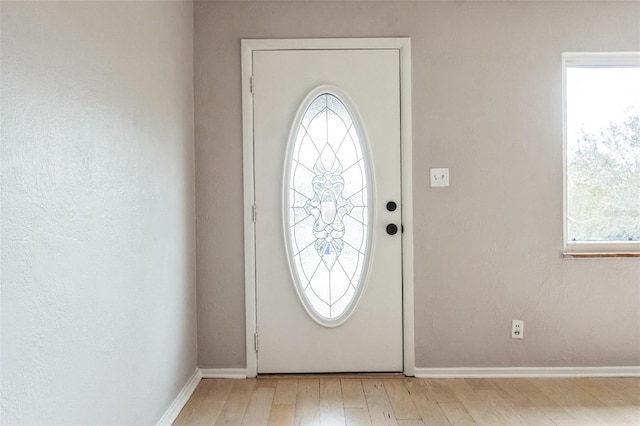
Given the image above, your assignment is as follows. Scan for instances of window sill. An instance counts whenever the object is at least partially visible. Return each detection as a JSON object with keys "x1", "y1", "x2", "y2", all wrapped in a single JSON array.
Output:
[{"x1": 562, "y1": 252, "x2": 640, "y2": 259}]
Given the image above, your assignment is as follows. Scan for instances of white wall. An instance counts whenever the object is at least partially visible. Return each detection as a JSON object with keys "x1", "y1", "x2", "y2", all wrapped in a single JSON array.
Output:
[
  {"x1": 194, "y1": 1, "x2": 640, "y2": 369},
  {"x1": 1, "y1": 1, "x2": 196, "y2": 424}
]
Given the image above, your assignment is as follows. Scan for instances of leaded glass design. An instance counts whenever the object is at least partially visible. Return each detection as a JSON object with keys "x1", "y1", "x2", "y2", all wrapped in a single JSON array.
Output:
[{"x1": 285, "y1": 90, "x2": 371, "y2": 324}]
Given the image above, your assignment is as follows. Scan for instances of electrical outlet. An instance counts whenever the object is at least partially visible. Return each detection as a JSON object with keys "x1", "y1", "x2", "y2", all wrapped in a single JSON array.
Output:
[{"x1": 512, "y1": 320, "x2": 524, "y2": 339}]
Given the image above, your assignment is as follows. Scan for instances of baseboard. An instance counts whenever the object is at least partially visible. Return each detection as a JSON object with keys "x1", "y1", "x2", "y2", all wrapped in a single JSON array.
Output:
[
  {"x1": 200, "y1": 368, "x2": 248, "y2": 379},
  {"x1": 156, "y1": 365, "x2": 637, "y2": 423},
  {"x1": 414, "y1": 366, "x2": 640, "y2": 378},
  {"x1": 157, "y1": 368, "x2": 202, "y2": 425}
]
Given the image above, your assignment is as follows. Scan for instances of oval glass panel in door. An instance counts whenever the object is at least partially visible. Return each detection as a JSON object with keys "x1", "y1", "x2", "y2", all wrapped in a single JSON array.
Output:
[{"x1": 285, "y1": 87, "x2": 372, "y2": 327}]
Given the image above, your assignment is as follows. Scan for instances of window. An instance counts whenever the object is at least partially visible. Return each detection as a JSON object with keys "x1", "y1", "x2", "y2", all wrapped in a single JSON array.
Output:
[
  {"x1": 285, "y1": 87, "x2": 372, "y2": 325},
  {"x1": 563, "y1": 53, "x2": 640, "y2": 256}
]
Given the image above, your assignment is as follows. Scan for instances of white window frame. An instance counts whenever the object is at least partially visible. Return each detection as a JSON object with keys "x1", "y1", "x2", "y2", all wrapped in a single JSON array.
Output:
[{"x1": 562, "y1": 52, "x2": 640, "y2": 256}]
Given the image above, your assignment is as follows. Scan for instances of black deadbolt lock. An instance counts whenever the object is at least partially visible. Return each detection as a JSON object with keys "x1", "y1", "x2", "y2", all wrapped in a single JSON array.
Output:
[{"x1": 386, "y1": 201, "x2": 397, "y2": 212}]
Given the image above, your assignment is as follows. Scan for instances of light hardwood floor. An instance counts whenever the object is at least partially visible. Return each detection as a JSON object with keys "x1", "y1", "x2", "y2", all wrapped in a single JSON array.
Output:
[{"x1": 173, "y1": 375, "x2": 640, "y2": 425}]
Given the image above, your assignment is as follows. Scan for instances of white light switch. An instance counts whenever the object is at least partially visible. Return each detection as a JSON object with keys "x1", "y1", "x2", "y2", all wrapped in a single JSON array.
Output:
[{"x1": 430, "y1": 168, "x2": 449, "y2": 187}]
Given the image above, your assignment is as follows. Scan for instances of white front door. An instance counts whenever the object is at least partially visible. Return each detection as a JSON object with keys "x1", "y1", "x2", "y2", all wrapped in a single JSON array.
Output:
[{"x1": 253, "y1": 48, "x2": 403, "y2": 373}]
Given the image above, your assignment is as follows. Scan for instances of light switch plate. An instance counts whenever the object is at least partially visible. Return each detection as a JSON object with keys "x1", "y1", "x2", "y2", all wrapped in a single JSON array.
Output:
[{"x1": 430, "y1": 168, "x2": 449, "y2": 187}]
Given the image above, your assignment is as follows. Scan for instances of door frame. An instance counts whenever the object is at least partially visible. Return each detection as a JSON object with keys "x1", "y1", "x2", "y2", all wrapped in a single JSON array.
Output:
[{"x1": 241, "y1": 38, "x2": 414, "y2": 377}]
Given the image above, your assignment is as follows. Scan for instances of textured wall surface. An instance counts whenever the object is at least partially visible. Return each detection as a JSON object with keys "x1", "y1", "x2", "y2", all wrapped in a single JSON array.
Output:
[
  {"x1": 194, "y1": 1, "x2": 640, "y2": 369},
  {"x1": 1, "y1": 1, "x2": 196, "y2": 424}
]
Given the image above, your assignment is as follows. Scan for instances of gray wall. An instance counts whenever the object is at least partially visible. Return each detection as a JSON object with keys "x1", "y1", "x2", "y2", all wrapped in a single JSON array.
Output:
[
  {"x1": 195, "y1": 1, "x2": 640, "y2": 369},
  {"x1": 1, "y1": 1, "x2": 196, "y2": 423}
]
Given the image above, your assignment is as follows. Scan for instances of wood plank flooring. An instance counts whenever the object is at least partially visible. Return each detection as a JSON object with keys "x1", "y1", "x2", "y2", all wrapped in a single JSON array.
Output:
[{"x1": 174, "y1": 376, "x2": 640, "y2": 425}]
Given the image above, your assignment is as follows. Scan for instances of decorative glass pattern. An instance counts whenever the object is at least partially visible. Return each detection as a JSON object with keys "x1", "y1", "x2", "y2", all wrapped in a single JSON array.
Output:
[{"x1": 286, "y1": 91, "x2": 370, "y2": 324}]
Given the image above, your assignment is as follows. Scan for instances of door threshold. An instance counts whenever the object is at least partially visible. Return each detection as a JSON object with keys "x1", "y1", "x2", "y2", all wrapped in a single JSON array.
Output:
[{"x1": 257, "y1": 372, "x2": 406, "y2": 380}]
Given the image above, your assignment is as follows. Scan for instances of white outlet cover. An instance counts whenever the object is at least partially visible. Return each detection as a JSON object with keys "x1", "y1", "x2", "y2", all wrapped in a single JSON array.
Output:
[
  {"x1": 430, "y1": 168, "x2": 449, "y2": 187},
  {"x1": 511, "y1": 320, "x2": 524, "y2": 339}
]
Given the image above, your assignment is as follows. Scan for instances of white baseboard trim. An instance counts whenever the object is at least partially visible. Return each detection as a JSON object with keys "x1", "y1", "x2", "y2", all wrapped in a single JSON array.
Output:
[
  {"x1": 200, "y1": 368, "x2": 248, "y2": 379},
  {"x1": 157, "y1": 365, "x2": 638, "y2": 423},
  {"x1": 156, "y1": 368, "x2": 246, "y2": 425},
  {"x1": 414, "y1": 366, "x2": 640, "y2": 378},
  {"x1": 157, "y1": 368, "x2": 202, "y2": 425}
]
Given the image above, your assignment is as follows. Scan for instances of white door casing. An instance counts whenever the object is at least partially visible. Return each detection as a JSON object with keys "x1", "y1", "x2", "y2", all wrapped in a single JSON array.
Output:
[{"x1": 241, "y1": 38, "x2": 414, "y2": 377}]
